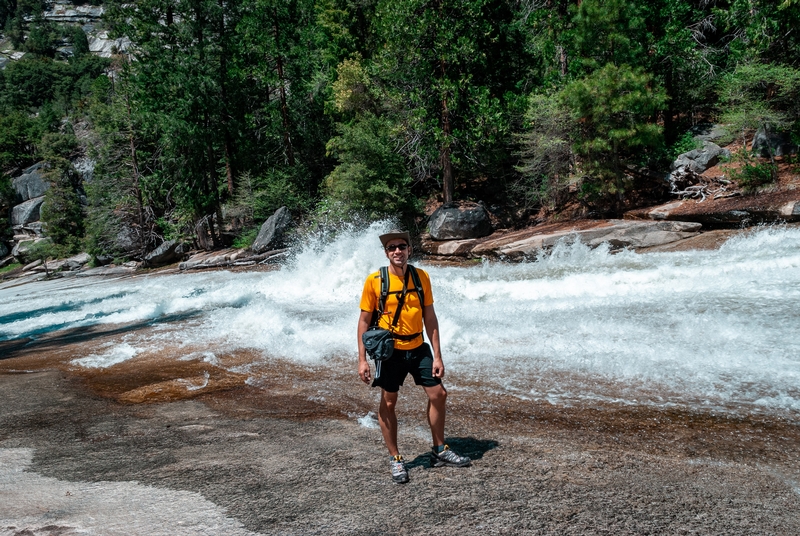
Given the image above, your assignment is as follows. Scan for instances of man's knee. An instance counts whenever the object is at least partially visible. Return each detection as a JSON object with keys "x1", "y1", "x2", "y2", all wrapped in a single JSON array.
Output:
[
  {"x1": 380, "y1": 390, "x2": 398, "y2": 412},
  {"x1": 426, "y1": 385, "x2": 447, "y2": 405}
]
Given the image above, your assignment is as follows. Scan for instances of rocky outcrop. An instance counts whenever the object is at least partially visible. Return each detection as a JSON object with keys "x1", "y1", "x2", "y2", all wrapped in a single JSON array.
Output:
[
  {"x1": 251, "y1": 207, "x2": 292, "y2": 254},
  {"x1": 11, "y1": 197, "x2": 45, "y2": 226},
  {"x1": 179, "y1": 248, "x2": 289, "y2": 270},
  {"x1": 671, "y1": 142, "x2": 730, "y2": 176},
  {"x1": 12, "y1": 163, "x2": 49, "y2": 203},
  {"x1": 144, "y1": 240, "x2": 190, "y2": 267},
  {"x1": 88, "y1": 31, "x2": 131, "y2": 58},
  {"x1": 428, "y1": 202, "x2": 493, "y2": 240},
  {"x1": 625, "y1": 196, "x2": 800, "y2": 227},
  {"x1": 43, "y1": 2, "x2": 104, "y2": 22},
  {"x1": 752, "y1": 128, "x2": 798, "y2": 158},
  {"x1": 421, "y1": 219, "x2": 702, "y2": 258}
]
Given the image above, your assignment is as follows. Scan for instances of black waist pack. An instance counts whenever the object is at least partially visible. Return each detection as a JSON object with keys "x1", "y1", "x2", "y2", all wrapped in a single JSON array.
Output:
[{"x1": 362, "y1": 326, "x2": 394, "y2": 361}]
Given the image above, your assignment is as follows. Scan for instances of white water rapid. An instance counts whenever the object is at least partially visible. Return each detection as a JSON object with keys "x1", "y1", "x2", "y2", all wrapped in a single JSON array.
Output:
[{"x1": 2, "y1": 223, "x2": 800, "y2": 416}]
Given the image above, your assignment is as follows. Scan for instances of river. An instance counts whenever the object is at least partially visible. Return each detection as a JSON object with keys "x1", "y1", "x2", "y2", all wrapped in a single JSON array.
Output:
[{"x1": 2, "y1": 222, "x2": 799, "y2": 419}]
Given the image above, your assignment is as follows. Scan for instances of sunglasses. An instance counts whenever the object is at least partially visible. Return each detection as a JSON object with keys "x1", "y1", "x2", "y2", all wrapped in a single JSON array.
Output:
[{"x1": 385, "y1": 243, "x2": 409, "y2": 252}]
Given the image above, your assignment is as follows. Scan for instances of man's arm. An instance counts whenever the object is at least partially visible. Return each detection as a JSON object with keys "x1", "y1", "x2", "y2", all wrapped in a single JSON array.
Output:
[
  {"x1": 357, "y1": 310, "x2": 373, "y2": 384},
  {"x1": 423, "y1": 304, "x2": 444, "y2": 378}
]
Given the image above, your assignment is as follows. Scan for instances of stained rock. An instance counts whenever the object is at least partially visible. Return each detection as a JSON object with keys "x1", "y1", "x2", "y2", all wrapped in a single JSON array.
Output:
[
  {"x1": 429, "y1": 202, "x2": 493, "y2": 240},
  {"x1": 251, "y1": 207, "x2": 292, "y2": 254},
  {"x1": 11, "y1": 197, "x2": 45, "y2": 226},
  {"x1": 144, "y1": 240, "x2": 190, "y2": 267},
  {"x1": 671, "y1": 142, "x2": 730, "y2": 175},
  {"x1": 422, "y1": 219, "x2": 702, "y2": 257},
  {"x1": 752, "y1": 128, "x2": 798, "y2": 158},
  {"x1": 12, "y1": 163, "x2": 49, "y2": 203}
]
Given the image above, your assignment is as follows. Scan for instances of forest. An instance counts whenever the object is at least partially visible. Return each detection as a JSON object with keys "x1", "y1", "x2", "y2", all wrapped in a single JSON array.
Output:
[{"x1": 1, "y1": 0, "x2": 799, "y2": 261}]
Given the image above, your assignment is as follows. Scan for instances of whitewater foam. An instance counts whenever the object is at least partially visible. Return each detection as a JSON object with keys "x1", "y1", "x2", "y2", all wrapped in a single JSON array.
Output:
[{"x1": 2, "y1": 223, "x2": 800, "y2": 415}]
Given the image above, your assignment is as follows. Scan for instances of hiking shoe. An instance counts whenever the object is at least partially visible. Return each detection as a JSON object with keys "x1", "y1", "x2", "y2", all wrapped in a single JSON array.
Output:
[
  {"x1": 390, "y1": 455, "x2": 409, "y2": 484},
  {"x1": 431, "y1": 445, "x2": 471, "y2": 467}
]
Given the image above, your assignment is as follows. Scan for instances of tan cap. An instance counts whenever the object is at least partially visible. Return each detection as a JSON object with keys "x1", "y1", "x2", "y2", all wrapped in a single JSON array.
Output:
[{"x1": 379, "y1": 230, "x2": 411, "y2": 248}]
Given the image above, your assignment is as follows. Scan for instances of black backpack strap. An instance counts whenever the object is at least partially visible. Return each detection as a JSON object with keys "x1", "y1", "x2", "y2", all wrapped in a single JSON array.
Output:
[
  {"x1": 390, "y1": 268, "x2": 412, "y2": 327},
  {"x1": 407, "y1": 265, "x2": 425, "y2": 308},
  {"x1": 370, "y1": 267, "x2": 390, "y2": 328}
]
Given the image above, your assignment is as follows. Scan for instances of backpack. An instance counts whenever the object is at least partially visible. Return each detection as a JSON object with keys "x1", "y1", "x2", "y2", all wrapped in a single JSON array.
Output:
[{"x1": 362, "y1": 265, "x2": 425, "y2": 361}]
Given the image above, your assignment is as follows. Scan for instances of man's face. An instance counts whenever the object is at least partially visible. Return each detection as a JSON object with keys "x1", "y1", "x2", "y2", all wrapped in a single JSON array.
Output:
[{"x1": 384, "y1": 239, "x2": 410, "y2": 268}]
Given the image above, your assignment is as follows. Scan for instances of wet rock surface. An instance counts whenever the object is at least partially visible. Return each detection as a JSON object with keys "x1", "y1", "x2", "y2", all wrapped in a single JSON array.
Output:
[
  {"x1": 421, "y1": 219, "x2": 702, "y2": 258},
  {"x1": 1, "y1": 335, "x2": 799, "y2": 535}
]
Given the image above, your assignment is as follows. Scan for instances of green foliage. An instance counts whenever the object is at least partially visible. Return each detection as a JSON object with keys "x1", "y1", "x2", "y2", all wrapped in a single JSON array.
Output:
[
  {"x1": 718, "y1": 63, "x2": 800, "y2": 150},
  {"x1": 669, "y1": 132, "x2": 702, "y2": 160},
  {"x1": 232, "y1": 227, "x2": 259, "y2": 249},
  {"x1": 68, "y1": 25, "x2": 90, "y2": 57},
  {"x1": 571, "y1": 0, "x2": 647, "y2": 71},
  {"x1": 514, "y1": 93, "x2": 575, "y2": 209},
  {"x1": 0, "y1": 262, "x2": 22, "y2": 275},
  {"x1": 24, "y1": 16, "x2": 60, "y2": 57},
  {"x1": 24, "y1": 239, "x2": 71, "y2": 271},
  {"x1": 0, "y1": 111, "x2": 38, "y2": 172},
  {"x1": 726, "y1": 150, "x2": 778, "y2": 191},
  {"x1": 561, "y1": 63, "x2": 665, "y2": 198},
  {"x1": 323, "y1": 113, "x2": 419, "y2": 221},
  {"x1": 39, "y1": 155, "x2": 85, "y2": 250}
]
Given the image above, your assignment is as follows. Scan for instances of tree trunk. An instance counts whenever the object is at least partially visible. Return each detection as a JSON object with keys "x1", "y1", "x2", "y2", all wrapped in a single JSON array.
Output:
[
  {"x1": 440, "y1": 56, "x2": 454, "y2": 204},
  {"x1": 122, "y1": 61, "x2": 146, "y2": 259},
  {"x1": 273, "y1": 9, "x2": 295, "y2": 167},
  {"x1": 219, "y1": 0, "x2": 235, "y2": 196}
]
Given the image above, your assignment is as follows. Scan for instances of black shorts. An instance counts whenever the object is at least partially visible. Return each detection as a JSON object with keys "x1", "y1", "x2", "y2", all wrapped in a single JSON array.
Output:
[{"x1": 372, "y1": 342, "x2": 441, "y2": 393}]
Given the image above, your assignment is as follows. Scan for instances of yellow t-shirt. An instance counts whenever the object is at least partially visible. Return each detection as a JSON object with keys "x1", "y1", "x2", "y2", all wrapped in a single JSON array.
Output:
[{"x1": 359, "y1": 267, "x2": 434, "y2": 350}]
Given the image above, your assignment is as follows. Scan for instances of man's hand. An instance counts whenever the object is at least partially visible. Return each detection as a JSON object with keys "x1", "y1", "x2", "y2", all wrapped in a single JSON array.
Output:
[
  {"x1": 359, "y1": 360, "x2": 372, "y2": 384},
  {"x1": 432, "y1": 357, "x2": 445, "y2": 379}
]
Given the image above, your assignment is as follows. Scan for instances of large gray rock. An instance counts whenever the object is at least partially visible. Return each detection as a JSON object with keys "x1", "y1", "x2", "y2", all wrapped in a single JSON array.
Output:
[
  {"x1": 671, "y1": 142, "x2": 730, "y2": 174},
  {"x1": 144, "y1": 239, "x2": 190, "y2": 267},
  {"x1": 12, "y1": 162, "x2": 49, "y2": 203},
  {"x1": 752, "y1": 128, "x2": 798, "y2": 157},
  {"x1": 626, "y1": 199, "x2": 800, "y2": 227},
  {"x1": 690, "y1": 123, "x2": 730, "y2": 143},
  {"x1": 114, "y1": 226, "x2": 141, "y2": 255},
  {"x1": 11, "y1": 196, "x2": 45, "y2": 226},
  {"x1": 473, "y1": 220, "x2": 702, "y2": 256},
  {"x1": 251, "y1": 207, "x2": 293, "y2": 254},
  {"x1": 429, "y1": 202, "x2": 493, "y2": 240}
]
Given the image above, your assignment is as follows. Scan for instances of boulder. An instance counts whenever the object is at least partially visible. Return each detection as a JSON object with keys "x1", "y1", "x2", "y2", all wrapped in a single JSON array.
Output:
[
  {"x1": 0, "y1": 256, "x2": 15, "y2": 269},
  {"x1": 64, "y1": 252, "x2": 91, "y2": 271},
  {"x1": 12, "y1": 162, "x2": 49, "y2": 203},
  {"x1": 671, "y1": 142, "x2": 730, "y2": 174},
  {"x1": 115, "y1": 226, "x2": 141, "y2": 255},
  {"x1": 144, "y1": 240, "x2": 190, "y2": 267},
  {"x1": 689, "y1": 123, "x2": 730, "y2": 144},
  {"x1": 251, "y1": 206, "x2": 293, "y2": 254},
  {"x1": 74, "y1": 157, "x2": 95, "y2": 183},
  {"x1": 11, "y1": 196, "x2": 45, "y2": 226},
  {"x1": 752, "y1": 128, "x2": 798, "y2": 157},
  {"x1": 428, "y1": 202, "x2": 493, "y2": 241}
]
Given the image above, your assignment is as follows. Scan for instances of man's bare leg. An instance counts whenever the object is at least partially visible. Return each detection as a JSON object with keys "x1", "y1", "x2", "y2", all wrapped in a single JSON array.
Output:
[
  {"x1": 423, "y1": 384, "x2": 447, "y2": 447},
  {"x1": 378, "y1": 390, "x2": 400, "y2": 456}
]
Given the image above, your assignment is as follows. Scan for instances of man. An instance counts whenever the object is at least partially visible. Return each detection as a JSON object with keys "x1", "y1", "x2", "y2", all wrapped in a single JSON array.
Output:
[{"x1": 358, "y1": 230, "x2": 470, "y2": 484}]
